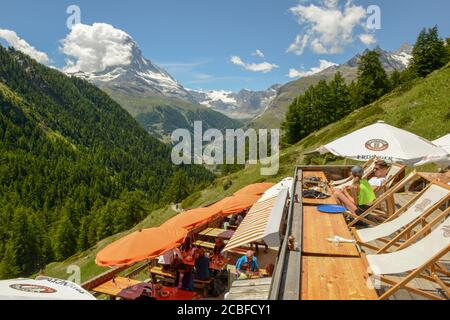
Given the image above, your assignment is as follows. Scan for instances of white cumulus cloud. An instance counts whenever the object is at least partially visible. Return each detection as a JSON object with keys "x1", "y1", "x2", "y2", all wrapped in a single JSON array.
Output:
[
  {"x1": 230, "y1": 55, "x2": 278, "y2": 73},
  {"x1": 287, "y1": 0, "x2": 371, "y2": 55},
  {"x1": 61, "y1": 23, "x2": 134, "y2": 73},
  {"x1": 359, "y1": 33, "x2": 376, "y2": 45},
  {"x1": 288, "y1": 59, "x2": 337, "y2": 78},
  {"x1": 0, "y1": 29, "x2": 50, "y2": 64}
]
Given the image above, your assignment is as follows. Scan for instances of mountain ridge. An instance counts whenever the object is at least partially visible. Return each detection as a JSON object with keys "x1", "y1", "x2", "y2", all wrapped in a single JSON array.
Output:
[{"x1": 249, "y1": 44, "x2": 413, "y2": 129}]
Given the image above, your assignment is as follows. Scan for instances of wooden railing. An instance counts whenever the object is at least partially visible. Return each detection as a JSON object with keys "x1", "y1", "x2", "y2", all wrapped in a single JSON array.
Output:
[
  {"x1": 81, "y1": 265, "x2": 129, "y2": 291},
  {"x1": 268, "y1": 166, "x2": 299, "y2": 300}
]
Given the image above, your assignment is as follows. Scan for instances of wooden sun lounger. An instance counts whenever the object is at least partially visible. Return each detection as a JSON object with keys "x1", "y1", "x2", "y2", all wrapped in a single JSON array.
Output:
[
  {"x1": 362, "y1": 216, "x2": 450, "y2": 300},
  {"x1": 351, "y1": 183, "x2": 450, "y2": 253}
]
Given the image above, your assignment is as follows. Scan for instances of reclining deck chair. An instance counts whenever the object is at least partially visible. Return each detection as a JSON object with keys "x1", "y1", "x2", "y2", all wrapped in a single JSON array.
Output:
[
  {"x1": 372, "y1": 163, "x2": 406, "y2": 195},
  {"x1": 363, "y1": 216, "x2": 450, "y2": 300},
  {"x1": 331, "y1": 158, "x2": 376, "y2": 189},
  {"x1": 346, "y1": 171, "x2": 429, "y2": 227},
  {"x1": 352, "y1": 182, "x2": 450, "y2": 252}
]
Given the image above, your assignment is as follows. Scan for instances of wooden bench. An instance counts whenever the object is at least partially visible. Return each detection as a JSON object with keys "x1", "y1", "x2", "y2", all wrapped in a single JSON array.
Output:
[
  {"x1": 149, "y1": 266, "x2": 176, "y2": 285},
  {"x1": 194, "y1": 240, "x2": 215, "y2": 250},
  {"x1": 194, "y1": 278, "x2": 213, "y2": 296}
]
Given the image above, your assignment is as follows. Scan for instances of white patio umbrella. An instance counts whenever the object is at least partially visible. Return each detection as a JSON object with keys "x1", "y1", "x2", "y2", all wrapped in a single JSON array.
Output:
[
  {"x1": 315, "y1": 121, "x2": 449, "y2": 166},
  {"x1": 433, "y1": 134, "x2": 450, "y2": 153},
  {"x1": 414, "y1": 134, "x2": 450, "y2": 166},
  {"x1": 0, "y1": 277, "x2": 96, "y2": 300}
]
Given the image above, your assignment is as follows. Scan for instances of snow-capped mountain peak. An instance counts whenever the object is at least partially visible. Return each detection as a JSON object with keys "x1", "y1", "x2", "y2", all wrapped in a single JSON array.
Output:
[
  {"x1": 343, "y1": 44, "x2": 413, "y2": 71},
  {"x1": 188, "y1": 86, "x2": 280, "y2": 120},
  {"x1": 67, "y1": 38, "x2": 195, "y2": 103}
]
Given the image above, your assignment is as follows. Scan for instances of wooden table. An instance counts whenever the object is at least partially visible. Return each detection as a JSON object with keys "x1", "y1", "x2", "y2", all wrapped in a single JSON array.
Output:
[
  {"x1": 301, "y1": 256, "x2": 378, "y2": 300},
  {"x1": 92, "y1": 277, "x2": 141, "y2": 298},
  {"x1": 92, "y1": 277, "x2": 199, "y2": 300},
  {"x1": 302, "y1": 171, "x2": 329, "y2": 181},
  {"x1": 199, "y1": 228, "x2": 227, "y2": 238},
  {"x1": 302, "y1": 205, "x2": 360, "y2": 257},
  {"x1": 418, "y1": 172, "x2": 450, "y2": 185},
  {"x1": 182, "y1": 255, "x2": 231, "y2": 271},
  {"x1": 302, "y1": 171, "x2": 336, "y2": 205}
]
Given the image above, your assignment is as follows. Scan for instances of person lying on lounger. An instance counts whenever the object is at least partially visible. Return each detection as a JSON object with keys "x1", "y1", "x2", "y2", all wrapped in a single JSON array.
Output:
[
  {"x1": 331, "y1": 165, "x2": 377, "y2": 218},
  {"x1": 368, "y1": 160, "x2": 391, "y2": 189}
]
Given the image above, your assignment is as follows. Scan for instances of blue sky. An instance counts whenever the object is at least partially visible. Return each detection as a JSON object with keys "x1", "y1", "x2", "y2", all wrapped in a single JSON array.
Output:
[{"x1": 0, "y1": 0, "x2": 449, "y2": 92}]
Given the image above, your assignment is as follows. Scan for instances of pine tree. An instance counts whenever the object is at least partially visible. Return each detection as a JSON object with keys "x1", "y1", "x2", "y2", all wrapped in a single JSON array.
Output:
[
  {"x1": 355, "y1": 50, "x2": 389, "y2": 107},
  {"x1": 328, "y1": 72, "x2": 350, "y2": 122},
  {"x1": 52, "y1": 211, "x2": 77, "y2": 261},
  {"x1": 0, "y1": 208, "x2": 39, "y2": 277},
  {"x1": 410, "y1": 26, "x2": 448, "y2": 77},
  {"x1": 446, "y1": 38, "x2": 450, "y2": 62},
  {"x1": 164, "y1": 171, "x2": 191, "y2": 204},
  {"x1": 0, "y1": 244, "x2": 21, "y2": 278},
  {"x1": 389, "y1": 70, "x2": 402, "y2": 90},
  {"x1": 282, "y1": 97, "x2": 303, "y2": 144}
]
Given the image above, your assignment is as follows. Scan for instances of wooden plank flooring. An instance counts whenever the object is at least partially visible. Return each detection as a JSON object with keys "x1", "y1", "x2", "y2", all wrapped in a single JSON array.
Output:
[{"x1": 295, "y1": 174, "x2": 449, "y2": 300}]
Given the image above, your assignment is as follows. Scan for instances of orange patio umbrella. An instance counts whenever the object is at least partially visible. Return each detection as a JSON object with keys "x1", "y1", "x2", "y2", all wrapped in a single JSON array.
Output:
[
  {"x1": 161, "y1": 207, "x2": 222, "y2": 231},
  {"x1": 210, "y1": 194, "x2": 261, "y2": 216},
  {"x1": 233, "y1": 183, "x2": 275, "y2": 197},
  {"x1": 96, "y1": 227, "x2": 188, "y2": 267}
]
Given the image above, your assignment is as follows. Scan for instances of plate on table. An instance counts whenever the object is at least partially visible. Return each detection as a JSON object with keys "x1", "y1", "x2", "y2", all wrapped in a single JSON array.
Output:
[
  {"x1": 317, "y1": 205, "x2": 347, "y2": 214},
  {"x1": 215, "y1": 259, "x2": 225, "y2": 266},
  {"x1": 159, "y1": 290, "x2": 171, "y2": 298}
]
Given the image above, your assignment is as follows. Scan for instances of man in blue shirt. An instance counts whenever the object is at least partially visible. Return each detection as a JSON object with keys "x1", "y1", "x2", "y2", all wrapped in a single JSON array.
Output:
[{"x1": 235, "y1": 251, "x2": 259, "y2": 277}]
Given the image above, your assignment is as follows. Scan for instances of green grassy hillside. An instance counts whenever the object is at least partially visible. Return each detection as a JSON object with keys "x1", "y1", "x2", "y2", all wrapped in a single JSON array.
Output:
[{"x1": 41, "y1": 63, "x2": 450, "y2": 283}]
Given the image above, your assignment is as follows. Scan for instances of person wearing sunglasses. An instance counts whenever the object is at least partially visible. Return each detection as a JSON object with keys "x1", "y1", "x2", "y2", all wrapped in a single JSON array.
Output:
[{"x1": 368, "y1": 160, "x2": 391, "y2": 188}]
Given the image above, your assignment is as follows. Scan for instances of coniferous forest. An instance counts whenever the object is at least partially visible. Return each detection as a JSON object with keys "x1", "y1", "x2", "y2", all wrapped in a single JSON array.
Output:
[{"x1": 0, "y1": 47, "x2": 215, "y2": 278}]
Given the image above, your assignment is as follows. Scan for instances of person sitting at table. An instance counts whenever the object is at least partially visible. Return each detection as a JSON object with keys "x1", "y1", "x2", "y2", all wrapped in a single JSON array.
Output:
[
  {"x1": 235, "y1": 250, "x2": 259, "y2": 278},
  {"x1": 181, "y1": 236, "x2": 197, "y2": 257},
  {"x1": 181, "y1": 236, "x2": 193, "y2": 251},
  {"x1": 228, "y1": 215, "x2": 237, "y2": 226},
  {"x1": 174, "y1": 263, "x2": 194, "y2": 291},
  {"x1": 235, "y1": 214, "x2": 244, "y2": 226},
  {"x1": 265, "y1": 263, "x2": 274, "y2": 277},
  {"x1": 331, "y1": 165, "x2": 377, "y2": 220},
  {"x1": 194, "y1": 248, "x2": 210, "y2": 281},
  {"x1": 368, "y1": 160, "x2": 391, "y2": 189},
  {"x1": 212, "y1": 238, "x2": 226, "y2": 257}
]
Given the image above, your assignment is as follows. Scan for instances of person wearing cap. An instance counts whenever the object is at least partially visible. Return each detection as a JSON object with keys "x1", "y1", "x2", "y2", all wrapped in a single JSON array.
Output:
[
  {"x1": 332, "y1": 165, "x2": 377, "y2": 216},
  {"x1": 235, "y1": 250, "x2": 259, "y2": 277}
]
